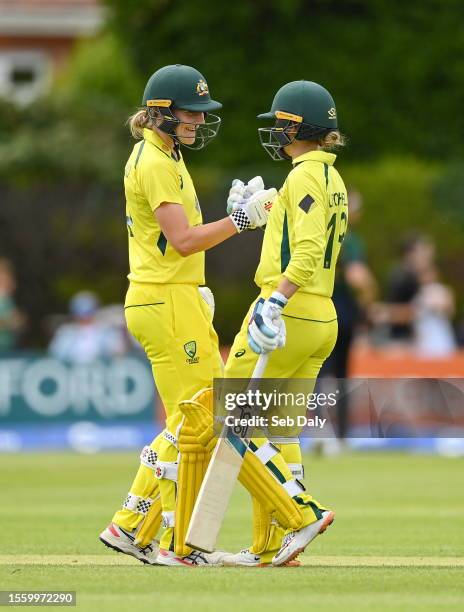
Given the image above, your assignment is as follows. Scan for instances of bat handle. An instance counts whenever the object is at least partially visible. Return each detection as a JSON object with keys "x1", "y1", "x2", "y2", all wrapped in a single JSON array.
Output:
[{"x1": 251, "y1": 351, "x2": 269, "y2": 380}]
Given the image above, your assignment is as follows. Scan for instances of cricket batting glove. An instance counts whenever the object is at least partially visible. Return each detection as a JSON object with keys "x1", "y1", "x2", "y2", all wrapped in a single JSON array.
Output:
[
  {"x1": 227, "y1": 176, "x2": 265, "y2": 214},
  {"x1": 247, "y1": 292, "x2": 288, "y2": 354},
  {"x1": 198, "y1": 286, "x2": 215, "y2": 320},
  {"x1": 230, "y1": 188, "x2": 277, "y2": 232}
]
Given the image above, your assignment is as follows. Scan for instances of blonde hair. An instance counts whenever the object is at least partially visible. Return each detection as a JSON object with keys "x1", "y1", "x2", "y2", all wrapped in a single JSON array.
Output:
[
  {"x1": 127, "y1": 108, "x2": 155, "y2": 139},
  {"x1": 318, "y1": 130, "x2": 346, "y2": 150}
]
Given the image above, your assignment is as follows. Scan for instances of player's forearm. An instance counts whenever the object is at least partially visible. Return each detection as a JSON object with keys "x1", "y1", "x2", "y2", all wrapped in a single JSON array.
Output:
[{"x1": 175, "y1": 217, "x2": 237, "y2": 256}]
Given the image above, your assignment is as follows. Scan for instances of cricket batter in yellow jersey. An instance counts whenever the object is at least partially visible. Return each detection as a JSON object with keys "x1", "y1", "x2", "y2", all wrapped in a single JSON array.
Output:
[
  {"x1": 223, "y1": 81, "x2": 348, "y2": 566},
  {"x1": 98, "y1": 64, "x2": 277, "y2": 566}
]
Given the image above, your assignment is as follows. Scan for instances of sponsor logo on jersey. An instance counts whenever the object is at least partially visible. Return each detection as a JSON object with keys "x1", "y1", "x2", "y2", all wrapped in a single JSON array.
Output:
[{"x1": 235, "y1": 349, "x2": 246, "y2": 358}]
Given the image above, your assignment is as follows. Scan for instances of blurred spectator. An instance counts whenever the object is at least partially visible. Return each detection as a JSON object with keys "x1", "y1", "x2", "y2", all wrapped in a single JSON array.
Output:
[
  {"x1": 384, "y1": 234, "x2": 435, "y2": 344},
  {"x1": 370, "y1": 233, "x2": 458, "y2": 356},
  {"x1": 320, "y1": 190, "x2": 377, "y2": 440},
  {"x1": 369, "y1": 234, "x2": 435, "y2": 346},
  {"x1": 414, "y1": 266, "x2": 457, "y2": 358},
  {"x1": 0, "y1": 258, "x2": 25, "y2": 352},
  {"x1": 49, "y1": 291, "x2": 127, "y2": 364}
]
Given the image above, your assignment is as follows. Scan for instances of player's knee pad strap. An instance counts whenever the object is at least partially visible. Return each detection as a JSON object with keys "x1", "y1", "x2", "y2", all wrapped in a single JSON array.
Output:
[
  {"x1": 140, "y1": 445, "x2": 158, "y2": 470},
  {"x1": 123, "y1": 493, "x2": 153, "y2": 516},
  {"x1": 162, "y1": 430, "x2": 178, "y2": 449},
  {"x1": 282, "y1": 478, "x2": 305, "y2": 497},
  {"x1": 253, "y1": 441, "x2": 279, "y2": 464},
  {"x1": 153, "y1": 461, "x2": 178, "y2": 482},
  {"x1": 288, "y1": 463, "x2": 305, "y2": 480},
  {"x1": 161, "y1": 510, "x2": 175, "y2": 528},
  {"x1": 140, "y1": 445, "x2": 178, "y2": 482}
]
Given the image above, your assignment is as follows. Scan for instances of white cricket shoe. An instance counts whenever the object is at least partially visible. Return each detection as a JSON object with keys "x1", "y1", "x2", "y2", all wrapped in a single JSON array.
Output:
[
  {"x1": 222, "y1": 548, "x2": 263, "y2": 567},
  {"x1": 222, "y1": 548, "x2": 302, "y2": 568},
  {"x1": 99, "y1": 522, "x2": 159, "y2": 565},
  {"x1": 156, "y1": 548, "x2": 228, "y2": 567},
  {"x1": 272, "y1": 510, "x2": 335, "y2": 567}
]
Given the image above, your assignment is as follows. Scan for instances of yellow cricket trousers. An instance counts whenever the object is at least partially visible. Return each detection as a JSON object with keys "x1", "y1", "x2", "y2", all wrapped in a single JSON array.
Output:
[{"x1": 113, "y1": 282, "x2": 222, "y2": 549}]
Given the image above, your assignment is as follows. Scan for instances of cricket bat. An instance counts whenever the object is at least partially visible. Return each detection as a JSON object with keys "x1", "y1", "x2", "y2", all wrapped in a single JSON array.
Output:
[{"x1": 185, "y1": 352, "x2": 269, "y2": 553}]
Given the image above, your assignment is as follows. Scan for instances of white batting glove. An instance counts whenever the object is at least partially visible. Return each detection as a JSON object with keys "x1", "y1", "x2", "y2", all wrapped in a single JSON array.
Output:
[
  {"x1": 199, "y1": 286, "x2": 215, "y2": 320},
  {"x1": 226, "y1": 176, "x2": 265, "y2": 214},
  {"x1": 227, "y1": 179, "x2": 246, "y2": 214},
  {"x1": 247, "y1": 292, "x2": 288, "y2": 354},
  {"x1": 229, "y1": 188, "x2": 277, "y2": 232}
]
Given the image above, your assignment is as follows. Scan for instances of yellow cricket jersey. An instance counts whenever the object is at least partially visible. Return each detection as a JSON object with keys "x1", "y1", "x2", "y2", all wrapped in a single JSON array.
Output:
[
  {"x1": 255, "y1": 150, "x2": 348, "y2": 314},
  {"x1": 124, "y1": 128, "x2": 204, "y2": 285}
]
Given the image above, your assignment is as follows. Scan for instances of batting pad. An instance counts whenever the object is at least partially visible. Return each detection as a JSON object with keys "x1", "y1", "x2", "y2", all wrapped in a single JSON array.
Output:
[
  {"x1": 250, "y1": 442, "x2": 303, "y2": 556},
  {"x1": 175, "y1": 389, "x2": 216, "y2": 556},
  {"x1": 239, "y1": 447, "x2": 304, "y2": 531},
  {"x1": 134, "y1": 493, "x2": 162, "y2": 548},
  {"x1": 178, "y1": 387, "x2": 216, "y2": 448}
]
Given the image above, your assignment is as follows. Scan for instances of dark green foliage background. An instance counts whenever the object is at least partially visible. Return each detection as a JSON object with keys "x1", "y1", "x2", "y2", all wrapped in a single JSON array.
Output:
[{"x1": 0, "y1": 0, "x2": 463, "y2": 345}]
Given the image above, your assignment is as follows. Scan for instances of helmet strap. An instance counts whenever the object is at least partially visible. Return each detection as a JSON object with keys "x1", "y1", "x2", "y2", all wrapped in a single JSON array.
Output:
[{"x1": 147, "y1": 106, "x2": 179, "y2": 137}]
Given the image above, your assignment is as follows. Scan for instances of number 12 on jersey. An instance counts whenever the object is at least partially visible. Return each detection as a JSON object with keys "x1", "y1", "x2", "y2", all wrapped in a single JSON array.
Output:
[{"x1": 324, "y1": 209, "x2": 347, "y2": 269}]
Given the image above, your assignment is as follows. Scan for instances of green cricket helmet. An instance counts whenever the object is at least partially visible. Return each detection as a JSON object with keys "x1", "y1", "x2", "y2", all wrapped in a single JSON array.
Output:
[
  {"x1": 258, "y1": 80, "x2": 338, "y2": 160},
  {"x1": 142, "y1": 64, "x2": 222, "y2": 150}
]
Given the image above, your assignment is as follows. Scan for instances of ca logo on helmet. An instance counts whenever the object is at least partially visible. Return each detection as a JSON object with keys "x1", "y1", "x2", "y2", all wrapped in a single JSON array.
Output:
[
  {"x1": 328, "y1": 107, "x2": 337, "y2": 119},
  {"x1": 196, "y1": 79, "x2": 209, "y2": 96}
]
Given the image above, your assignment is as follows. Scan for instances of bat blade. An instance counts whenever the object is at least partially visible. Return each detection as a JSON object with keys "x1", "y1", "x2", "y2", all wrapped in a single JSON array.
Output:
[{"x1": 186, "y1": 352, "x2": 269, "y2": 552}]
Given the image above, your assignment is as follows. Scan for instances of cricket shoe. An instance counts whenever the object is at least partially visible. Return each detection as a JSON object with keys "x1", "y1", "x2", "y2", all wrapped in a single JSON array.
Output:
[
  {"x1": 99, "y1": 522, "x2": 159, "y2": 565},
  {"x1": 222, "y1": 548, "x2": 302, "y2": 567},
  {"x1": 272, "y1": 510, "x2": 335, "y2": 567},
  {"x1": 156, "y1": 548, "x2": 228, "y2": 567}
]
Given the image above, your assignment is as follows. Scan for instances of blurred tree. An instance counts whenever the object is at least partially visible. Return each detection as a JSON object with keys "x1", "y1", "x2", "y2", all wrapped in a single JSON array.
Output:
[
  {"x1": 105, "y1": 0, "x2": 464, "y2": 162},
  {"x1": 1, "y1": 1, "x2": 464, "y2": 346}
]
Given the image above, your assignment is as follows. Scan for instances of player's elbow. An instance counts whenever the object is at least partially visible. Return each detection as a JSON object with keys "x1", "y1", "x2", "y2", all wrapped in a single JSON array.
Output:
[
  {"x1": 172, "y1": 236, "x2": 197, "y2": 257},
  {"x1": 173, "y1": 243, "x2": 191, "y2": 257}
]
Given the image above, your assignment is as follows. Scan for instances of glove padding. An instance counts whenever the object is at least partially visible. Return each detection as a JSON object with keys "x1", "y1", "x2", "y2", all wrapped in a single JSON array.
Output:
[
  {"x1": 227, "y1": 176, "x2": 265, "y2": 215},
  {"x1": 230, "y1": 188, "x2": 277, "y2": 232},
  {"x1": 198, "y1": 286, "x2": 215, "y2": 320},
  {"x1": 247, "y1": 292, "x2": 288, "y2": 354}
]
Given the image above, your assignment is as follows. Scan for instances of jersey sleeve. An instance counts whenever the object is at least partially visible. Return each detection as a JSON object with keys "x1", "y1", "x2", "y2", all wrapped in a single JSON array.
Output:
[
  {"x1": 138, "y1": 157, "x2": 182, "y2": 212},
  {"x1": 283, "y1": 171, "x2": 327, "y2": 287}
]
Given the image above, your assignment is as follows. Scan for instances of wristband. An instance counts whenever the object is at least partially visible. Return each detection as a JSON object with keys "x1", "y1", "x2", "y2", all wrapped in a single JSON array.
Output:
[
  {"x1": 229, "y1": 208, "x2": 251, "y2": 233},
  {"x1": 269, "y1": 291, "x2": 288, "y2": 309}
]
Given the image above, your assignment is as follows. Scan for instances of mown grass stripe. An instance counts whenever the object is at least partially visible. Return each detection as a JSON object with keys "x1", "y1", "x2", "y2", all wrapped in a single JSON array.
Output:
[{"x1": 1, "y1": 555, "x2": 463, "y2": 567}]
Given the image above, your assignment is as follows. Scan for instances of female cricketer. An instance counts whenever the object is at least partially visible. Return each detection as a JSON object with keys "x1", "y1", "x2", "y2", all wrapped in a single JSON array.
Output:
[
  {"x1": 98, "y1": 64, "x2": 275, "y2": 566},
  {"x1": 223, "y1": 80, "x2": 348, "y2": 566}
]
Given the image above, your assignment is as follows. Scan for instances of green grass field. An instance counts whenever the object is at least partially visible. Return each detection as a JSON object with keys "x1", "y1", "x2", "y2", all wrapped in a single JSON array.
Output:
[{"x1": 1, "y1": 452, "x2": 463, "y2": 611}]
